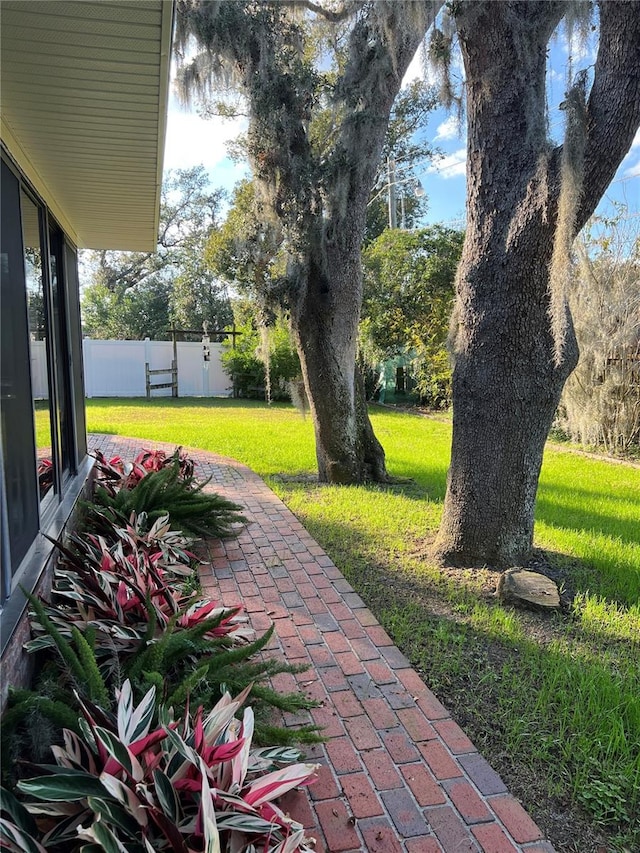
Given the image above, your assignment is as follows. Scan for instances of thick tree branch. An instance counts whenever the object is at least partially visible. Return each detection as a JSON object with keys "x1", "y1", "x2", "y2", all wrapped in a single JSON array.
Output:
[
  {"x1": 288, "y1": 0, "x2": 360, "y2": 22},
  {"x1": 576, "y1": 0, "x2": 640, "y2": 232},
  {"x1": 328, "y1": 0, "x2": 443, "y2": 213}
]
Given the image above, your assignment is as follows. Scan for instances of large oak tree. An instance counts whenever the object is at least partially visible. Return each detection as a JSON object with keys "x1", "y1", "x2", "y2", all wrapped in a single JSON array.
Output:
[
  {"x1": 434, "y1": 0, "x2": 640, "y2": 565},
  {"x1": 175, "y1": 0, "x2": 442, "y2": 483}
]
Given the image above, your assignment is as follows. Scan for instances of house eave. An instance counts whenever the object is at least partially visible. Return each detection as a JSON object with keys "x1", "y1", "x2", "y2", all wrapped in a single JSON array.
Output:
[{"x1": 0, "y1": 0, "x2": 174, "y2": 251}]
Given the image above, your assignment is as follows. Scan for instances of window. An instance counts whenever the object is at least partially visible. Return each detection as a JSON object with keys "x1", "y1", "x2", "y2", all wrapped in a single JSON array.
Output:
[
  {"x1": 0, "y1": 153, "x2": 87, "y2": 612},
  {"x1": 1, "y1": 160, "x2": 39, "y2": 595}
]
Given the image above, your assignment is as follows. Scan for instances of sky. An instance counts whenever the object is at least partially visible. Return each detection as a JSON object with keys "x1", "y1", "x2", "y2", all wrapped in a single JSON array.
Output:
[{"x1": 163, "y1": 16, "x2": 639, "y2": 234}]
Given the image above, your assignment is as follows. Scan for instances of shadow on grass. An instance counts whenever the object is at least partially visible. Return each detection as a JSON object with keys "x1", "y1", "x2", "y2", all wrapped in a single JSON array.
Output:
[
  {"x1": 536, "y1": 482, "x2": 640, "y2": 546},
  {"x1": 275, "y1": 468, "x2": 639, "y2": 609},
  {"x1": 296, "y1": 510, "x2": 639, "y2": 850},
  {"x1": 86, "y1": 396, "x2": 290, "y2": 411}
]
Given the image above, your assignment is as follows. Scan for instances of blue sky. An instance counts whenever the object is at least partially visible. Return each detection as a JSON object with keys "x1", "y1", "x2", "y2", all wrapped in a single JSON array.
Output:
[{"x1": 163, "y1": 21, "x2": 639, "y2": 231}]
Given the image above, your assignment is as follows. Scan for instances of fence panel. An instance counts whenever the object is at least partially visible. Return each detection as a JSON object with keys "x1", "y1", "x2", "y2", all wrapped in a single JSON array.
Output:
[
  {"x1": 81, "y1": 339, "x2": 230, "y2": 398},
  {"x1": 30, "y1": 340, "x2": 48, "y2": 399}
]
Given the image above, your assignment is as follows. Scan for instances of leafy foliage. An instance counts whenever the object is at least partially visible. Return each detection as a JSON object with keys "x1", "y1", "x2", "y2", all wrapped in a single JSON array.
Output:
[
  {"x1": 175, "y1": 2, "x2": 443, "y2": 484},
  {"x1": 91, "y1": 449, "x2": 246, "y2": 538},
  {"x1": 365, "y1": 80, "x2": 439, "y2": 244},
  {"x1": 36, "y1": 458, "x2": 53, "y2": 499},
  {"x1": 4, "y1": 681, "x2": 318, "y2": 852},
  {"x1": 221, "y1": 309, "x2": 301, "y2": 401},
  {"x1": 81, "y1": 275, "x2": 174, "y2": 341},
  {"x1": 26, "y1": 518, "x2": 249, "y2": 666},
  {"x1": 206, "y1": 180, "x2": 284, "y2": 311},
  {"x1": 3, "y1": 448, "x2": 319, "y2": 787},
  {"x1": 81, "y1": 166, "x2": 232, "y2": 340},
  {"x1": 361, "y1": 225, "x2": 464, "y2": 407}
]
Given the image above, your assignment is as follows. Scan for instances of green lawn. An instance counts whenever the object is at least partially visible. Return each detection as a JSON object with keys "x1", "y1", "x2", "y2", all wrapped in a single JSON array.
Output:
[{"x1": 84, "y1": 397, "x2": 640, "y2": 850}]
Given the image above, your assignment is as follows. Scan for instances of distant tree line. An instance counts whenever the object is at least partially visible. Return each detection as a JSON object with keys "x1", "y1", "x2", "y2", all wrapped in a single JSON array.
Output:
[{"x1": 81, "y1": 166, "x2": 232, "y2": 340}]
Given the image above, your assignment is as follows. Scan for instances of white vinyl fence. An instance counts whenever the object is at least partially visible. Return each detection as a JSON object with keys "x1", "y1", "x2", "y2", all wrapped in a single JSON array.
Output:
[
  {"x1": 30, "y1": 340, "x2": 49, "y2": 400},
  {"x1": 30, "y1": 339, "x2": 231, "y2": 399},
  {"x1": 83, "y1": 339, "x2": 230, "y2": 398}
]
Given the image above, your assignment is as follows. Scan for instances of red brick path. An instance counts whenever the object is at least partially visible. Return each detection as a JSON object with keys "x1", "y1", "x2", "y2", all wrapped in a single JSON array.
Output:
[{"x1": 88, "y1": 435, "x2": 555, "y2": 853}]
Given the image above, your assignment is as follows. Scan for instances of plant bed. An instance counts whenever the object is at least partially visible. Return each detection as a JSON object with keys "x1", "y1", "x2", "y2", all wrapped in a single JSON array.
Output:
[{"x1": 1, "y1": 448, "x2": 320, "y2": 853}]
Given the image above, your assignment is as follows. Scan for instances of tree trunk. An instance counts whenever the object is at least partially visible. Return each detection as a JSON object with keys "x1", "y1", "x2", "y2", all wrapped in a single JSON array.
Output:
[
  {"x1": 292, "y1": 226, "x2": 387, "y2": 484},
  {"x1": 436, "y1": 256, "x2": 578, "y2": 566},
  {"x1": 435, "y1": 0, "x2": 640, "y2": 566}
]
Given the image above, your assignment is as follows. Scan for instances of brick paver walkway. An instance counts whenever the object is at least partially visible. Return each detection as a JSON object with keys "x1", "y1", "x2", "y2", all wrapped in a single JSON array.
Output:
[{"x1": 88, "y1": 435, "x2": 555, "y2": 853}]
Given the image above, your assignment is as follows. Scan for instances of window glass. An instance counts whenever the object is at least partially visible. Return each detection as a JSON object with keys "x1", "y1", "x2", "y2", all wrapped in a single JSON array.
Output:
[
  {"x1": 21, "y1": 191, "x2": 56, "y2": 500},
  {"x1": 1, "y1": 159, "x2": 39, "y2": 597}
]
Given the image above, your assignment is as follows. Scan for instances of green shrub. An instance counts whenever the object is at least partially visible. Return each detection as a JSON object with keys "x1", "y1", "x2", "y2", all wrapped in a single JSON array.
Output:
[
  {"x1": 222, "y1": 315, "x2": 301, "y2": 401},
  {"x1": 92, "y1": 455, "x2": 246, "y2": 538}
]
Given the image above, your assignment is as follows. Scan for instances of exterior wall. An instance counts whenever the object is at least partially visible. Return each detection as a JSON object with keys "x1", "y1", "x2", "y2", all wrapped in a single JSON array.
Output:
[{"x1": 0, "y1": 470, "x2": 93, "y2": 712}]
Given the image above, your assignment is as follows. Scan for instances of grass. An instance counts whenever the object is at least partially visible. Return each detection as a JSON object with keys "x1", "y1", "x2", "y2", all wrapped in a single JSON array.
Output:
[
  {"x1": 34, "y1": 399, "x2": 52, "y2": 451},
  {"x1": 82, "y1": 397, "x2": 640, "y2": 851}
]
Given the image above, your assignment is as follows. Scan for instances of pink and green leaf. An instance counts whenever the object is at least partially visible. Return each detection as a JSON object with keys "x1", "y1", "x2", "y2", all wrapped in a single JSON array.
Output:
[{"x1": 243, "y1": 763, "x2": 319, "y2": 808}]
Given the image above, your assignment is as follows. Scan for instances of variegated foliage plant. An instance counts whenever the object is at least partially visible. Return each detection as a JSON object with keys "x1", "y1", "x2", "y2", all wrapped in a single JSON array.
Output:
[
  {"x1": 27, "y1": 510, "x2": 251, "y2": 669},
  {"x1": 90, "y1": 449, "x2": 245, "y2": 539},
  {"x1": 2, "y1": 681, "x2": 318, "y2": 853}
]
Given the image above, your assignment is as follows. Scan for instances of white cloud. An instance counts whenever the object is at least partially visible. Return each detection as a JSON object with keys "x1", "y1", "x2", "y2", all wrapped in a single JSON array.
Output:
[
  {"x1": 427, "y1": 148, "x2": 466, "y2": 179},
  {"x1": 558, "y1": 26, "x2": 597, "y2": 66},
  {"x1": 163, "y1": 105, "x2": 247, "y2": 173},
  {"x1": 402, "y1": 44, "x2": 426, "y2": 87},
  {"x1": 402, "y1": 37, "x2": 465, "y2": 90},
  {"x1": 548, "y1": 67, "x2": 565, "y2": 85},
  {"x1": 434, "y1": 115, "x2": 461, "y2": 141},
  {"x1": 616, "y1": 128, "x2": 640, "y2": 180}
]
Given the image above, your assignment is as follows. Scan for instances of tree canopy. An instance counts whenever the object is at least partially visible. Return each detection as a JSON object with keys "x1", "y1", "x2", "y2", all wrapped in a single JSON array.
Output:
[
  {"x1": 81, "y1": 167, "x2": 232, "y2": 339},
  {"x1": 361, "y1": 225, "x2": 463, "y2": 406}
]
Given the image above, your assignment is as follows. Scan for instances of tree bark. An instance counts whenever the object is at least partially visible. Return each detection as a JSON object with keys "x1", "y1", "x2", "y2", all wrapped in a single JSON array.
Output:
[
  {"x1": 291, "y1": 230, "x2": 386, "y2": 482},
  {"x1": 435, "y1": 0, "x2": 640, "y2": 566}
]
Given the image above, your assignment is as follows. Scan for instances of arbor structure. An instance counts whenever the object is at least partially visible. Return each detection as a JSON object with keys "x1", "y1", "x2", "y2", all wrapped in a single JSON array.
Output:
[
  {"x1": 176, "y1": 0, "x2": 441, "y2": 483},
  {"x1": 82, "y1": 167, "x2": 231, "y2": 339},
  {"x1": 434, "y1": 1, "x2": 640, "y2": 565}
]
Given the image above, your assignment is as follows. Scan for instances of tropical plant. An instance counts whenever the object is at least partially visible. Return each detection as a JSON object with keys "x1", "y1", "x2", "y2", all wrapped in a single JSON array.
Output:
[
  {"x1": 26, "y1": 524, "x2": 249, "y2": 666},
  {"x1": 91, "y1": 447, "x2": 194, "y2": 496},
  {"x1": 36, "y1": 458, "x2": 53, "y2": 499},
  {"x1": 6, "y1": 681, "x2": 318, "y2": 852},
  {"x1": 22, "y1": 519, "x2": 314, "y2": 712},
  {"x1": 91, "y1": 450, "x2": 245, "y2": 538}
]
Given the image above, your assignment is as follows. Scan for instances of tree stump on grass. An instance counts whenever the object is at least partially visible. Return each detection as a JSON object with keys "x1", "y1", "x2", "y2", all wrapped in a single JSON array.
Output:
[{"x1": 497, "y1": 568, "x2": 560, "y2": 610}]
